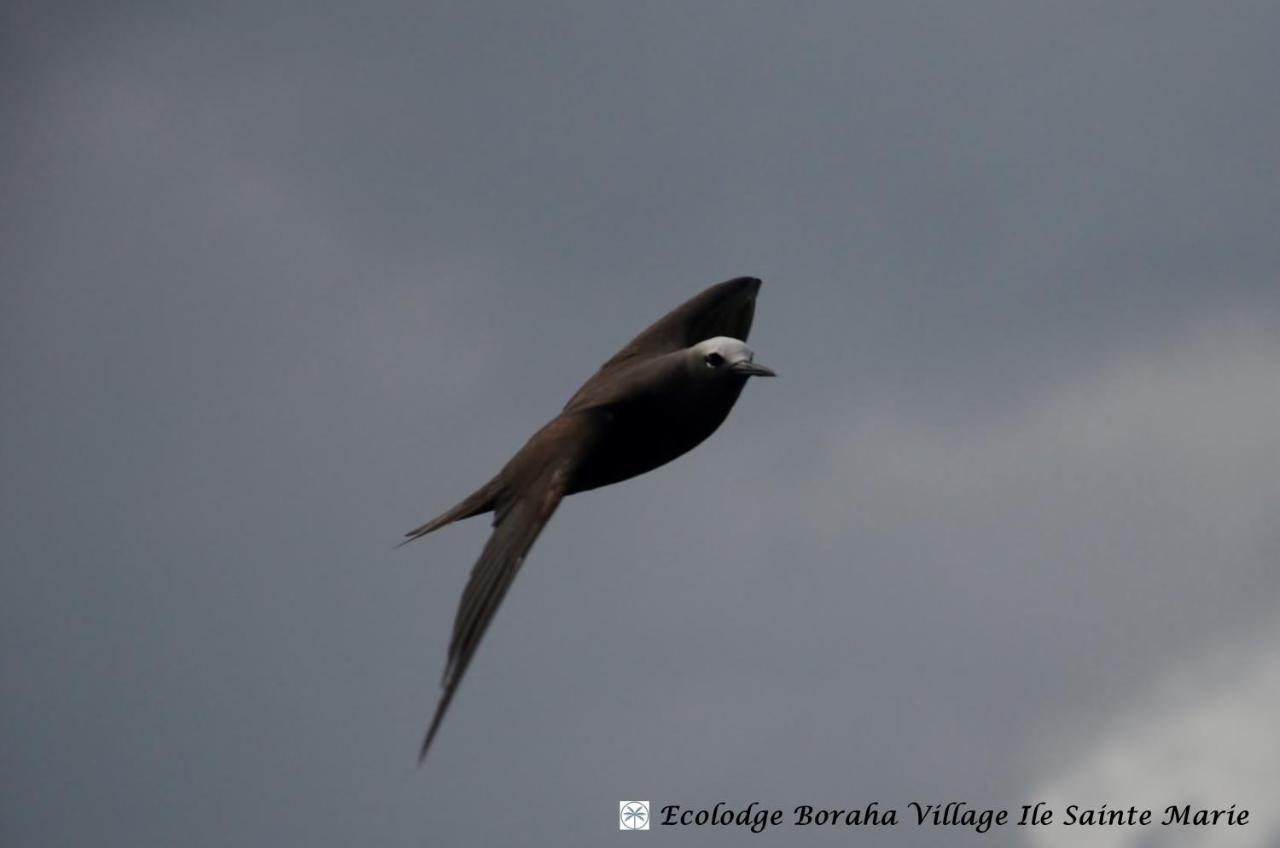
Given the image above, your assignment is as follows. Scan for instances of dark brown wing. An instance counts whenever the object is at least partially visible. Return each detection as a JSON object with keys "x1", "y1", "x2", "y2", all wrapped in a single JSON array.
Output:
[
  {"x1": 418, "y1": 416, "x2": 594, "y2": 762},
  {"x1": 601, "y1": 276, "x2": 762, "y2": 367},
  {"x1": 564, "y1": 276, "x2": 761, "y2": 411}
]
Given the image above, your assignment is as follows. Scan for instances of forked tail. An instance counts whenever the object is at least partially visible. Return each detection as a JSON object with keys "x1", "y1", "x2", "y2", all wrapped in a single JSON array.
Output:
[{"x1": 397, "y1": 480, "x2": 499, "y2": 548}]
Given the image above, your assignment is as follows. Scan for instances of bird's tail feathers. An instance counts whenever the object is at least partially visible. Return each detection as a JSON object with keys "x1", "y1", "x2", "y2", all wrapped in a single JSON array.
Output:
[{"x1": 397, "y1": 481, "x2": 498, "y2": 548}]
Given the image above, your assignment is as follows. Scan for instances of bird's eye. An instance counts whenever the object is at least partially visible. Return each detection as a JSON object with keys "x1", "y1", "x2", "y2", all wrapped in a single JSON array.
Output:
[{"x1": 705, "y1": 352, "x2": 725, "y2": 368}]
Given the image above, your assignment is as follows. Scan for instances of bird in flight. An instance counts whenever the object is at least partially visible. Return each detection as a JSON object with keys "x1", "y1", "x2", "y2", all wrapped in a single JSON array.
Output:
[{"x1": 401, "y1": 276, "x2": 775, "y2": 762}]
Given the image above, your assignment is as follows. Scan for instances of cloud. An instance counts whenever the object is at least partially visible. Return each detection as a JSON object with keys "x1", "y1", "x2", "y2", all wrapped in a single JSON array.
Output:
[{"x1": 1027, "y1": 614, "x2": 1280, "y2": 848}]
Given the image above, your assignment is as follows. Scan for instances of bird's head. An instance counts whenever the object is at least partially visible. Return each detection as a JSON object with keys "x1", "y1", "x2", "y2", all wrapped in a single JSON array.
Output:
[{"x1": 689, "y1": 336, "x2": 776, "y2": 379}]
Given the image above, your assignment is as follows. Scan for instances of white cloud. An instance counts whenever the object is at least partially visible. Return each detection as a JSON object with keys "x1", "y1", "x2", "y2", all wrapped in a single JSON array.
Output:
[{"x1": 1027, "y1": 614, "x2": 1280, "y2": 848}]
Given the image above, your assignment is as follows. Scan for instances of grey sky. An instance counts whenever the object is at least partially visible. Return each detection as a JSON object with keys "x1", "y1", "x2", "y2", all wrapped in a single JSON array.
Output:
[{"x1": 3, "y1": 3, "x2": 1278, "y2": 846}]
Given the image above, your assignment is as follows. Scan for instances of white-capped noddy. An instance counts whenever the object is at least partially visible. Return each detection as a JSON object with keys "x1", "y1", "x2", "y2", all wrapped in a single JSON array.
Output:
[{"x1": 402, "y1": 276, "x2": 774, "y2": 762}]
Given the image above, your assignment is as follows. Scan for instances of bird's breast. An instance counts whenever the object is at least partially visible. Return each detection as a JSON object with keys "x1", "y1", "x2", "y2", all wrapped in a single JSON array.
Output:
[{"x1": 568, "y1": 377, "x2": 747, "y2": 494}]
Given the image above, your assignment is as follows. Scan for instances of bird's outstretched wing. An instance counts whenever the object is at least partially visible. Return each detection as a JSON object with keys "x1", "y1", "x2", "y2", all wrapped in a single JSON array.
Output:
[
  {"x1": 564, "y1": 277, "x2": 760, "y2": 410},
  {"x1": 603, "y1": 275, "x2": 760, "y2": 365},
  {"x1": 418, "y1": 416, "x2": 594, "y2": 762}
]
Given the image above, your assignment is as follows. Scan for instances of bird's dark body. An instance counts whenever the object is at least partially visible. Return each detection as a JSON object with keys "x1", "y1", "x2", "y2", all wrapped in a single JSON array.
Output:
[
  {"x1": 567, "y1": 370, "x2": 748, "y2": 494},
  {"x1": 402, "y1": 276, "x2": 770, "y2": 761}
]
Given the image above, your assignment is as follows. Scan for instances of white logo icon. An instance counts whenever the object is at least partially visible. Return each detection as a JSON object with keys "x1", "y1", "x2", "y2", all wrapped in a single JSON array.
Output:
[{"x1": 619, "y1": 801, "x2": 650, "y2": 831}]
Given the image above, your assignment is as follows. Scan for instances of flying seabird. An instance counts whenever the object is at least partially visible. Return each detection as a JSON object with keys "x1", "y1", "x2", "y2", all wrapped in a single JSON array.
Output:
[{"x1": 402, "y1": 276, "x2": 775, "y2": 762}]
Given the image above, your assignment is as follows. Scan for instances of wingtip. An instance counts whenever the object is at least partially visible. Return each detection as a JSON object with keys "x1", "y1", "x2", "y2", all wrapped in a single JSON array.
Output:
[
  {"x1": 418, "y1": 711, "x2": 446, "y2": 765},
  {"x1": 417, "y1": 731, "x2": 441, "y2": 764},
  {"x1": 723, "y1": 275, "x2": 762, "y2": 292}
]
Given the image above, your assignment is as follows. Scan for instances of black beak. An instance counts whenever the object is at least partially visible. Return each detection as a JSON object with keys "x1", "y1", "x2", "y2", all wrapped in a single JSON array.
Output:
[{"x1": 730, "y1": 360, "x2": 777, "y2": 377}]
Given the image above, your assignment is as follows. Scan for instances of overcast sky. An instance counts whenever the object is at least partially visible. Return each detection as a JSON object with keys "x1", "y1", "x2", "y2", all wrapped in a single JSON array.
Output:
[{"x1": 4, "y1": 3, "x2": 1279, "y2": 846}]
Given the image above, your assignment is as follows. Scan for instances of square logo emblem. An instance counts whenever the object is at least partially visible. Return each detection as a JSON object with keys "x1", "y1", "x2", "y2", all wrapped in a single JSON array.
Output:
[{"x1": 619, "y1": 801, "x2": 650, "y2": 831}]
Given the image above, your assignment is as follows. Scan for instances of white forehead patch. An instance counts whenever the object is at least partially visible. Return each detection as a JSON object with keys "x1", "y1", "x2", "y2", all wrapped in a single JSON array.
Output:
[
  {"x1": 696, "y1": 338, "x2": 752, "y2": 366},
  {"x1": 692, "y1": 336, "x2": 754, "y2": 362}
]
